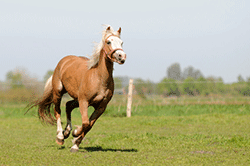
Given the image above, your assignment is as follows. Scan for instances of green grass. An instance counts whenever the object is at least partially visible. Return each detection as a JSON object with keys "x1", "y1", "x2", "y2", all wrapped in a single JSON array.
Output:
[
  {"x1": 0, "y1": 104, "x2": 250, "y2": 165},
  {"x1": 105, "y1": 104, "x2": 250, "y2": 117}
]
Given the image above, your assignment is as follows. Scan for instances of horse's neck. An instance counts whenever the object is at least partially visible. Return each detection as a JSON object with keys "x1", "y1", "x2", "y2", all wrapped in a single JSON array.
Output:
[{"x1": 95, "y1": 49, "x2": 114, "y2": 83}]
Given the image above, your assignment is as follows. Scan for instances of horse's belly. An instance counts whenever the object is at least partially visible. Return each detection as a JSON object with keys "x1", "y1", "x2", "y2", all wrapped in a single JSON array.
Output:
[
  {"x1": 67, "y1": 90, "x2": 79, "y2": 100},
  {"x1": 63, "y1": 82, "x2": 79, "y2": 100}
]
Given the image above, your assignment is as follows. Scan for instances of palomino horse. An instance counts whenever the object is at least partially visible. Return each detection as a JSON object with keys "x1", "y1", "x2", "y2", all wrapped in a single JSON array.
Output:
[{"x1": 28, "y1": 26, "x2": 126, "y2": 152}]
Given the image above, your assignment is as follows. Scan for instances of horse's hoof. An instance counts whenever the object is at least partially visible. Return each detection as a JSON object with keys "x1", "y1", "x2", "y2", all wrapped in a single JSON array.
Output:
[
  {"x1": 70, "y1": 148, "x2": 79, "y2": 153},
  {"x1": 56, "y1": 138, "x2": 64, "y2": 145},
  {"x1": 70, "y1": 144, "x2": 79, "y2": 153}
]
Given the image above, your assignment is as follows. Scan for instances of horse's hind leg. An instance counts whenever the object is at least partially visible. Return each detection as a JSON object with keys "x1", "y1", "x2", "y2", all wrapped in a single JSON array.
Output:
[
  {"x1": 52, "y1": 79, "x2": 65, "y2": 145},
  {"x1": 63, "y1": 100, "x2": 79, "y2": 139},
  {"x1": 54, "y1": 96, "x2": 64, "y2": 145}
]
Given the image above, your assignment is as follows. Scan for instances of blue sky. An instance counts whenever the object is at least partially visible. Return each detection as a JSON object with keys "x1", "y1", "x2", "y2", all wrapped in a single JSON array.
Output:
[{"x1": 1, "y1": 0, "x2": 249, "y2": 83}]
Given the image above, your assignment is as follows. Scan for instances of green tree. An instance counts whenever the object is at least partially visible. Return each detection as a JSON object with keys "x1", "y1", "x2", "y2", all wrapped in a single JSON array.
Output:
[
  {"x1": 4, "y1": 68, "x2": 42, "y2": 103},
  {"x1": 216, "y1": 77, "x2": 225, "y2": 94},
  {"x1": 167, "y1": 63, "x2": 181, "y2": 80},
  {"x1": 206, "y1": 77, "x2": 217, "y2": 94},
  {"x1": 157, "y1": 78, "x2": 180, "y2": 96},
  {"x1": 182, "y1": 77, "x2": 197, "y2": 96},
  {"x1": 133, "y1": 79, "x2": 155, "y2": 98},
  {"x1": 231, "y1": 75, "x2": 248, "y2": 96},
  {"x1": 6, "y1": 70, "x2": 24, "y2": 89},
  {"x1": 243, "y1": 77, "x2": 250, "y2": 96},
  {"x1": 144, "y1": 80, "x2": 155, "y2": 95},
  {"x1": 237, "y1": 75, "x2": 245, "y2": 83},
  {"x1": 237, "y1": 76, "x2": 250, "y2": 96},
  {"x1": 196, "y1": 77, "x2": 209, "y2": 96},
  {"x1": 182, "y1": 66, "x2": 203, "y2": 80}
]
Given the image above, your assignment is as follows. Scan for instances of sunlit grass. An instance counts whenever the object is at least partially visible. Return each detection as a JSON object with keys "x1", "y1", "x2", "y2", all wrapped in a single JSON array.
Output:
[{"x1": 0, "y1": 103, "x2": 250, "y2": 165}]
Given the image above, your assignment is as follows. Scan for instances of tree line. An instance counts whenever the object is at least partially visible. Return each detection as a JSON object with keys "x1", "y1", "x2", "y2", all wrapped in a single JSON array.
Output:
[
  {"x1": 1, "y1": 65, "x2": 250, "y2": 103},
  {"x1": 0, "y1": 68, "x2": 43, "y2": 103},
  {"x1": 130, "y1": 63, "x2": 250, "y2": 98}
]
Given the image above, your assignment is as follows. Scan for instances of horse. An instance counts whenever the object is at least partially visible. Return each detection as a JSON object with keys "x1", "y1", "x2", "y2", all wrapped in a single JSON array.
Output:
[{"x1": 27, "y1": 26, "x2": 126, "y2": 152}]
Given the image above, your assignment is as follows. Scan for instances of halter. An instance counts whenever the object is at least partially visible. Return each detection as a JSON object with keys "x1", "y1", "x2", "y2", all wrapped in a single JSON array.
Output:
[{"x1": 103, "y1": 35, "x2": 124, "y2": 60}]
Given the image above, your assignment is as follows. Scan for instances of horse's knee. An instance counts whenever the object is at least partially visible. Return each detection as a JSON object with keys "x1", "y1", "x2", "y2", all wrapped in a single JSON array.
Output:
[
  {"x1": 72, "y1": 121, "x2": 90, "y2": 138},
  {"x1": 82, "y1": 120, "x2": 90, "y2": 128}
]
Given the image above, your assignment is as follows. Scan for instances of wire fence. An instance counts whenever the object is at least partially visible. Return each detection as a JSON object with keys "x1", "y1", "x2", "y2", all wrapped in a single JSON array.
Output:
[{"x1": 0, "y1": 79, "x2": 250, "y2": 105}]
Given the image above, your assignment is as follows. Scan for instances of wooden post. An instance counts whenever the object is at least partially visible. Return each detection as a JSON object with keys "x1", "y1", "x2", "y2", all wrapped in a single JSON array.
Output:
[{"x1": 126, "y1": 79, "x2": 133, "y2": 117}]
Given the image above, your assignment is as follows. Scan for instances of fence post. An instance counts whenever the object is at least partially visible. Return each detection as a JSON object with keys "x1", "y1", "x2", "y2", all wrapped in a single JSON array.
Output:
[{"x1": 126, "y1": 79, "x2": 134, "y2": 117}]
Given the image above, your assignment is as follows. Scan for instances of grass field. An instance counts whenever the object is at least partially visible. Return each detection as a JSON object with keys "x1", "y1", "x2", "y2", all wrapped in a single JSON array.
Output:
[{"x1": 0, "y1": 102, "x2": 250, "y2": 165}]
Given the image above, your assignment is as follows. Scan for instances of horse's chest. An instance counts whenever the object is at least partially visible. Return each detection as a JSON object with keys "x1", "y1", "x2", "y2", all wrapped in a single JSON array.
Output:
[{"x1": 91, "y1": 88, "x2": 112, "y2": 105}]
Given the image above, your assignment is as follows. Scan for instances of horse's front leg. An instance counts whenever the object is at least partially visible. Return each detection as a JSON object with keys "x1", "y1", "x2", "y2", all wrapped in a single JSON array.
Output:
[
  {"x1": 71, "y1": 101, "x2": 108, "y2": 152},
  {"x1": 71, "y1": 100, "x2": 89, "y2": 152},
  {"x1": 88, "y1": 104, "x2": 107, "y2": 129}
]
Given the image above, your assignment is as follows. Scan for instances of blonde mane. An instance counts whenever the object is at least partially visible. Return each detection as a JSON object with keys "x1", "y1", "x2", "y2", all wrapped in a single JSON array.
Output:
[{"x1": 87, "y1": 25, "x2": 120, "y2": 69}]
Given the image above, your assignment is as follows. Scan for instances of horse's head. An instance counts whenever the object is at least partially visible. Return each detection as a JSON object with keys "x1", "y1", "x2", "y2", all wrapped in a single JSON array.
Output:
[{"x1": 103, "y1": 27, "x2": 126, "y2": 64}]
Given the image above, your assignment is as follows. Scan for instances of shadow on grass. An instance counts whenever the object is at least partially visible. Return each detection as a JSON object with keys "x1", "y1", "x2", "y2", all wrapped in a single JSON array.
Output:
[
  {"x1": 58, "y1": 146, "x2": 66, "y2": 150},
  {"x1": 82, "y1": 146, "x2": 138, "y2": 153},
  {"x1": 48, "y1": 145, "x2": 138, "y2": 153}
]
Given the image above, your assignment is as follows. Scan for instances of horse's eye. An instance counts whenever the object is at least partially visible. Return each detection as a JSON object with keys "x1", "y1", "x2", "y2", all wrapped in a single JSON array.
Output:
[{"x1": 107, "y1": 41, "x2": 111, "y2": 45}]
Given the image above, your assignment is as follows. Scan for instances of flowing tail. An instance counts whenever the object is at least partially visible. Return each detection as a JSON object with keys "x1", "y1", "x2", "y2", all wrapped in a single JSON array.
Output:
[{"x1": 26, "y1": 76, "x2": 56, "y2": 125}]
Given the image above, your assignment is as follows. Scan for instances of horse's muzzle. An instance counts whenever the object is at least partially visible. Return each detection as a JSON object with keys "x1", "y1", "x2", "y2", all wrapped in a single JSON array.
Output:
[{"x1": 114, "y1": 50, "x2": 126, "y2": 64}]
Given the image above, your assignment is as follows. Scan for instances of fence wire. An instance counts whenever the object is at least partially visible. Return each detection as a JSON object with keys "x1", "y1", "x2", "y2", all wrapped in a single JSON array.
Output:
[{"x1": 0, "y1": 79, "x2": 250, "y2": 105}]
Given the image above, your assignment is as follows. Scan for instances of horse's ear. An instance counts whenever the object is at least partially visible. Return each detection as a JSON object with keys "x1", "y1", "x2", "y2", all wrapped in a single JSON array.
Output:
[
  {"x1": 106, "y1": 26, "x2": 111, "y2": 32},
  {"x1": 117, "y1": 27, "x2": 121, "y2": 35}
]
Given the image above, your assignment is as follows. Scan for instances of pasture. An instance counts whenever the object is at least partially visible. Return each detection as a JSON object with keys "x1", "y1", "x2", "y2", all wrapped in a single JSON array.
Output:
[{"x1": 0, "y1": 101, "x2": 250, "y2": 165}]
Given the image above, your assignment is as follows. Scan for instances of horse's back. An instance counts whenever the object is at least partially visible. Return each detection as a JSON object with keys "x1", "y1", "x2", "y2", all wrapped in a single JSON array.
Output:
[
  {"x1": 56, "y1": 55, "x2": 89, "y2": 74},
  {"x1": 53, "y1": 55, "x2": 89, "y2": 99}
]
